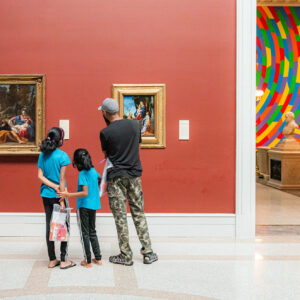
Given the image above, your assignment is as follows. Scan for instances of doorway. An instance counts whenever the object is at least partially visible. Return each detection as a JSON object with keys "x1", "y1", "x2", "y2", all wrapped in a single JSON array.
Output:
[{"x1": 256, "y1": 3, "x2": 300, "y2": 236}]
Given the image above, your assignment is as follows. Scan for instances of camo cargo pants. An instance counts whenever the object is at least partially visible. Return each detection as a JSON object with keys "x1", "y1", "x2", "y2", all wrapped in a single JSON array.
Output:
[{"x1": 107, "y1": 177, "x2": 153, "y2": 260}]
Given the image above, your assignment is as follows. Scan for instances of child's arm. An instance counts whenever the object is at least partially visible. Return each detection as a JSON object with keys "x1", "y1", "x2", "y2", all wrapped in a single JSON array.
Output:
[
  {"x1": 58, "y1": 185, "x2": 88, "y2": 199},
  {"x1": 38, "y1": 168, "x2": 59, "y2": 192},
  {"x1": 58, "y1": 166, "x2": 68, "y2": 210},
  {"x1": 59, "y1": 166, "x2": 67, "y2": 194}
]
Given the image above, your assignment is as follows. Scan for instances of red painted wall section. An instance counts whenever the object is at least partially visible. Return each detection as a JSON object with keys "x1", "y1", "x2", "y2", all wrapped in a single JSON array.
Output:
[{"x1": 0, "y1": 0, "x2": 236, "y2": 213}]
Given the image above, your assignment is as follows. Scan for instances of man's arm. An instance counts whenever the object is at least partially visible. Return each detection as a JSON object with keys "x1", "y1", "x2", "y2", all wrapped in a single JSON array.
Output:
[
  {"x1": 100, "y1": 131, "x2": 107, "y2": 157},
  {"x1": 139, "y1": 129, "x2": 142, "y2": 144}
]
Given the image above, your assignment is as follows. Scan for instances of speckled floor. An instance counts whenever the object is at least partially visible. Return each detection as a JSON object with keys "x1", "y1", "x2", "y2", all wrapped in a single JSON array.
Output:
[
  {"x1": 1, "y1": 184, "x2": 300, "y2": 299},
  {"x1": 1, "y1": 236, "x2": 300, "y2": 300}
]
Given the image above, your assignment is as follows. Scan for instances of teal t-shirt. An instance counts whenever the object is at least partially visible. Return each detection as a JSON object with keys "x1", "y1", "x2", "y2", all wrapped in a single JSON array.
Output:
[
  {"x1": 38, "y1": 149, "x2": 71, "y2": 198},
  {"x1": 77, "y1": 168, "x2": 101, "y2": 210}
]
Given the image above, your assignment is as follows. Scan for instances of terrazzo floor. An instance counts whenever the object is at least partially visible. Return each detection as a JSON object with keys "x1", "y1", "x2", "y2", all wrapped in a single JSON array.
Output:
[
  {"x1": 1, "y1": 236, "x2": 300, "y2": 300},
  {"x1": 2, "y1": 184, "x2": 300, "y2": 299}
]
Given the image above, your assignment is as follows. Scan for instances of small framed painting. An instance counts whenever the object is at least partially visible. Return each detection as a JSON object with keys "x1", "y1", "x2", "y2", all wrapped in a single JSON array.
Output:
[
  {"x1": 0, "y1": 75, "x2": 45, "y2": 155},
  {"x1": 112, "y1": 84, "x2": 166, "y2": 148}
]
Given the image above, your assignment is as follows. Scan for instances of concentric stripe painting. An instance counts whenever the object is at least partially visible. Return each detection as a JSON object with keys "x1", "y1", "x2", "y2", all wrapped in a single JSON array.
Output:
[{"x1": 257, "y1": 6, "x2": 300, "y2": 147}]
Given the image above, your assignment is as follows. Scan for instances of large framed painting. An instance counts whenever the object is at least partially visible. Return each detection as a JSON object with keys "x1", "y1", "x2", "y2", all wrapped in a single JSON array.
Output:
[
  {"x1": 0, "y1": 75, "x2": 45, "y2": 155},
  {"x1": 112, "y1": 84, "x2": 166, "y2": 148}
]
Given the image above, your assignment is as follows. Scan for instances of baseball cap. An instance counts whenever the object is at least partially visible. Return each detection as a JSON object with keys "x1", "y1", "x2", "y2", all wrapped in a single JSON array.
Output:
[{"x1": 98, "y1": 98, "x2": 119, "y2": 113}]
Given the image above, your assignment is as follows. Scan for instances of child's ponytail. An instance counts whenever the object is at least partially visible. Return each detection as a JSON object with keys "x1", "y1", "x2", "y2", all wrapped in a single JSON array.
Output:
[
  {"x1": 40, "y1": 127, "x2": 64, "y2": 153},
  {"x1": 73, "y1": 149, "x2": 93, "y2": 171},
  {"x1": 82, "y1": 152, "x2": 93, "y2": 170}
]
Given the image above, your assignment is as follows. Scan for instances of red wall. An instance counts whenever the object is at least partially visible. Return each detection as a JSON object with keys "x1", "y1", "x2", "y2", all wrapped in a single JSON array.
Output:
[{"x1": 0, "y1": 0, "x2": 236, "y2": 213}]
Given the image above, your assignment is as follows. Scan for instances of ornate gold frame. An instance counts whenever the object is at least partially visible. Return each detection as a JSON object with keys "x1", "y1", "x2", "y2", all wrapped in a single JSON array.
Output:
[
  {"x1": 0, "y1": 74, "x2": 45, "y2": 155},
  {"x1": 257, "y1": 0, "x2": 300, "y2": 5},
  {"x1": 112, "y1": 84, "x2": 166, "y2": 148}
]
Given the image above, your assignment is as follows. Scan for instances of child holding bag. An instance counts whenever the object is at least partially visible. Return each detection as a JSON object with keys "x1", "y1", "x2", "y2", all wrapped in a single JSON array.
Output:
[
  {"x1": 37, "y1": 127, "x2": 76, "y2": 269},
  {"x1": 59, "y1": 148, "x2": 102, "y2": 268}
]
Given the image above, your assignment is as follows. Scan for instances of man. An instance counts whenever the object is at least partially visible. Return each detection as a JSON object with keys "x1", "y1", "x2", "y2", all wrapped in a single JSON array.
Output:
[{"x1": 98, "y1": 98, "x2": 158, "y2": 266}]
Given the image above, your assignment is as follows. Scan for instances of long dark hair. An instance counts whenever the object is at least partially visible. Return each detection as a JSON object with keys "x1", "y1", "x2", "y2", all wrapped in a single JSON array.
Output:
[
  {"x1": 73, "y1": 148, "x2": 93, "y2": 171},
  {"x1": 40, "y1": 127, "x2": 64, "y2": 153}
]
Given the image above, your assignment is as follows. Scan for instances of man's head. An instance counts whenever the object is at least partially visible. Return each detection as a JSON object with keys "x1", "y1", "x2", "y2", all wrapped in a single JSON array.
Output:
[
  {"x1": 98, "y1": 98, "x2": 119, "y2": 114},
  {"x1": 98, "y1": 98, "x2": 120, "y2": 125}
]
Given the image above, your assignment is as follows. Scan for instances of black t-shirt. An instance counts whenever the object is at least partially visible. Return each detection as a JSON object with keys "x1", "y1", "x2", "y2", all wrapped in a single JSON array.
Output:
[{"x1": 100, "y1": 119, "x2": 142, "y2": 179}]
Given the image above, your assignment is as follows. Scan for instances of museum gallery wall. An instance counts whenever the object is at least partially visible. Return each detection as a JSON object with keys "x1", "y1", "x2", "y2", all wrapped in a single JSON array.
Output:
[
  {"x1": 0, "y1": 0, "x2": 236, "y2": 213},
  {"x1": 257, "y1": 6, "x2": 300, "y2": 147}
]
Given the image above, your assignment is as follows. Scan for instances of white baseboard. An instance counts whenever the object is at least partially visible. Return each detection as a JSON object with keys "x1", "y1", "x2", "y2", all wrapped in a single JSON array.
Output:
[{"x1": 0, "y1": 213, "x2": 236, "y2": 237}]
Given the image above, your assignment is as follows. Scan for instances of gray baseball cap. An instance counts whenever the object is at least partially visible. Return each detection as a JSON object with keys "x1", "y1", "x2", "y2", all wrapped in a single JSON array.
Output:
[{"x1": 98, "y1": 98, "x2": 119, "y2": 113}]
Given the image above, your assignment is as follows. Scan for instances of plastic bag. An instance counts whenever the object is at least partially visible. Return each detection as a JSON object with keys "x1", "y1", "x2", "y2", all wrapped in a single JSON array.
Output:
[
  {"x1": 99, "y1": 158, "x2": 113, "y2": 198},
  {"x1": 49, "y1": 203, "x2": 71, "y2": 242}
]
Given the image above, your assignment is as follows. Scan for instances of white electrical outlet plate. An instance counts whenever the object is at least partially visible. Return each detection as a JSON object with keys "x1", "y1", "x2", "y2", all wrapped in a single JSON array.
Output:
[
  {"x1": 59, "y1": 120, "x2": 69, "y2": 139},
  {"x1": 179, "y1": 120, "x2": 189, "y2": 140}
]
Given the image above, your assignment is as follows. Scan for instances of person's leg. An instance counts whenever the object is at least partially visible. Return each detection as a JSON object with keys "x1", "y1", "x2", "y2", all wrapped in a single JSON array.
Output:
[
  {"x1": 60, "y1": 242, "x2": 69, "y2": 262},
  {"x1": 127, "y1": 177, "x2": 153, "y2": 255},
  {"x1": 10, "y1": 130, "x2": 25, "y2": 143},
  {"x1": 77, "y1": 207, "x2": 92, "y2": 266},
  {"x1": 60, "y1": 200, "x2": 69, "y2": 263},
  {"x1": 59, "y1": 199, "x2": 76, "y2": 269},
  {"x1": 107, "y1": 177, "x2": 133, "y2": 262},
  {"x1": 42, "y1": 197, "x2": 58, "y2": 267},
  {"x1": 88, "y1": 209, "x2": 102, "y2": 263}
]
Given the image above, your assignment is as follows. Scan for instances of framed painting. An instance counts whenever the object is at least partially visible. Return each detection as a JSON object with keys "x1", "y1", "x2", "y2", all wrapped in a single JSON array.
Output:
[
  {"x1": 112, "y1": 84, "x2": 166, "y2": 148},
  {"x1": 257, "y1": 0, "x2": 300, "y2": 5},
  {"x1": 0, "y1": 75, "x2": 45, "y2": 155}
]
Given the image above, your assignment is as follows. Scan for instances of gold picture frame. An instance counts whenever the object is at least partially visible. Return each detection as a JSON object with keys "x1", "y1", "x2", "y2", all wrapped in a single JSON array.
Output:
[
  {"x1": 0, "y1": 74, "x2": 45, "y2": 155},
  {"x1": 112, "y1": 84, "x2": 166, "y2": 148},
  {"x1": 257, "y1": 0, "x2": 300, "y2": 5}
]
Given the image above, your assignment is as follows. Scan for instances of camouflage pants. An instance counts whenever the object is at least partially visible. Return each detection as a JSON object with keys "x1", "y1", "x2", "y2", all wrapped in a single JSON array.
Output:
[{"x1": 107, "y1": 177, "x2": 152, "y2": 260}]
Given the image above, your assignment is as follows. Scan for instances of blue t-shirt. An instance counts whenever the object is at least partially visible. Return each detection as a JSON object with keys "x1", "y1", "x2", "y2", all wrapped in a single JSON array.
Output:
[
  {"x1": 77, "y1": 168, "x2": 101, "y2": 210},
  {"x1": 38, "y1": 149, "x2": 71, "y2": 198}
]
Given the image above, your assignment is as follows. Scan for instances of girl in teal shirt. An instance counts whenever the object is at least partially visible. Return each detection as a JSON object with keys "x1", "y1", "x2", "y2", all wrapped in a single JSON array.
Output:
[
  {"x1": 59, "y1": 148, "x2": 102, "y2": 268},
  {"x1": 37, "y1": 127, "x2": 76, "y2": 270}
]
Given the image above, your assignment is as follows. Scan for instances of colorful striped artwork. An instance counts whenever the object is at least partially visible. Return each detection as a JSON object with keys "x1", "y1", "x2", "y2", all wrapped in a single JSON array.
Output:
[{"x1": 256, "y1": 6, "x2": 300, "y2": 147}]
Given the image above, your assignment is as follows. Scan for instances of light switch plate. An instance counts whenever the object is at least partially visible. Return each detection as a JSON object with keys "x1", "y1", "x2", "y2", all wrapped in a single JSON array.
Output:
[
  {"x1": 59, "y1": 120, "x2": 69, "y2": 139},
  {"x1": 179, "y1": 120, "x2": 189, "y2": 140}
]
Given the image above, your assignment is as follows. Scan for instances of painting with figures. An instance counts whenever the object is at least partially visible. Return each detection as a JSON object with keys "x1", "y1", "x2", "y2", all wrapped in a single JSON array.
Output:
[
  {"x1": 0, "y1": 84, "x2": 36, "y2": 145},
  {"x1": 112, "y1": 84, "x2": 166, "y2": 148},
  {"x1": 123, "y1": 95, "x2": 155, "y2": 137}
]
